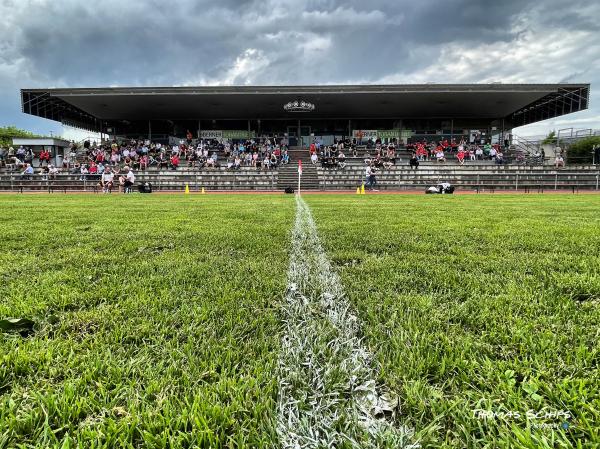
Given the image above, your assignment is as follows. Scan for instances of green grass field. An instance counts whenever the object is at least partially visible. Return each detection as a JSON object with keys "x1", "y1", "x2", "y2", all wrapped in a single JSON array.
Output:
[{"x1": 1, "y1": 194, "x2": 598, "y2": 448}]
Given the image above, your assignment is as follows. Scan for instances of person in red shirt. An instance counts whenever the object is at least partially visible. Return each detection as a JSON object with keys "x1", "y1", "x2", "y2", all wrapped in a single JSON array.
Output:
[
  {"x1": 139, "y1": 154, "x2": 148, "y2": 171},
  {"x1": 457, "y1": 148, "x2": 466, "y2": 165},
  {"x1": 309, "y1": 142, "x2": 316, "y2": 155},
  {"x1": 88, "y1": 162, "x2": 98, "y2": 179},
  {"x1": 417, "y1": 144, "x2": 426, "y2": 161},
  {"x1": 39, "y1": 149, "x2": 50, "y2": 166},
  {"x1": 170, "y1": 154, "x2": 180, "y2": 170}
]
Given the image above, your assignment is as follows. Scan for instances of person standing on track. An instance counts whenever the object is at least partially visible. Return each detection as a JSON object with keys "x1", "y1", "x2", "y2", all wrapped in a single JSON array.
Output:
[
  {"x1": 365, "y1": 164, "x2": 378, "y2": 191},
  {"x1": 123, "y1": 166, "x2": 135, "y2": 193}
]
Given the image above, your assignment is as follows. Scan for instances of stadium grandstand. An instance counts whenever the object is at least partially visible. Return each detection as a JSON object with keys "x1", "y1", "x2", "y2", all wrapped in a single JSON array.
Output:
[{"x1": 2, "y1": 83, "x2": 597, "y2": 192}]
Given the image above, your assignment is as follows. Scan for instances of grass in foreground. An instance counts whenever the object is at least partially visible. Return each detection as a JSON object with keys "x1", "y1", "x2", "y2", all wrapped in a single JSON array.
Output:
[
  {"x1": 0, "y1": 195, "x2": 294, "y2": 448},
  {"x1": 306, "y1": 194, "x2": 600, "y2": 449}
]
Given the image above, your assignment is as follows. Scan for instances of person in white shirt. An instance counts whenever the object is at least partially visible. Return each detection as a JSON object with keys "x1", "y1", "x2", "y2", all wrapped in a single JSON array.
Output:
[
  {"x1": 555, "y1": 155, "x2": 565, "y2": 168},
  {"x1": 337, "y1": 151, "x2": 346, "y2": 169},
  {"x1": 48, "y1": 164, "x2": 59, "y2": 180},
  {"x1": 80, "y1": 164, "x2": 89, "y2": 180},
  {"x1": 123, "y1": 167, "x2": 135, "y2": 193},
  {"x1": 435, "y1": 150, "x2": 446, "y2": 163},
  {"x1": 101, "y1": 169, "x2": 114, "y2": 193},
  {"x1": 489, "y1": 147, "x2": 497, "y2": 160},
  {"x1": 496, "y1": 151, "x2": 504, "y2": 164},
  {"x1": 310, "y1": 152, "x2": 318, "y2": 165}
]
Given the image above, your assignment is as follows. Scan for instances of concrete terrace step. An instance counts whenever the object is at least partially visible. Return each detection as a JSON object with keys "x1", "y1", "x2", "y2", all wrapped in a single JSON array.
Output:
[
  {"x1": 1, "y1": 163, "x2": 598, "y2": 192},
  {"x1": 277, "y1": 161, "x2": 319, "y2": 190}
]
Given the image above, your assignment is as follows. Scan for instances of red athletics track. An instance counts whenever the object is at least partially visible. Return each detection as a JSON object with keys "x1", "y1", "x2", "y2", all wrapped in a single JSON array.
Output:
[{"x1": 1, "y1": 189, "x2": 598, "y2": 195}]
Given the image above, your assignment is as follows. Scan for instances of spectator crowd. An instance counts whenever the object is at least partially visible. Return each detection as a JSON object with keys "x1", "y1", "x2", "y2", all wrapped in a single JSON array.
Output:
[
  {"x1": 0, "y1": 135, "x2": 292, "y2": 191},
  {"x1": 0, "y1": 133, "x2": 579, "y2": 191},
  {"x1": 75, "y1": 136, "x2": 290, "y2": 173}
]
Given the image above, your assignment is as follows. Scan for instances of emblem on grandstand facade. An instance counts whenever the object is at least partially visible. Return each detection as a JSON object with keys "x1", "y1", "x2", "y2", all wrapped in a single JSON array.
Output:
[{"x1": 283, "y1": 100, "x2": 315, "y2": 112}]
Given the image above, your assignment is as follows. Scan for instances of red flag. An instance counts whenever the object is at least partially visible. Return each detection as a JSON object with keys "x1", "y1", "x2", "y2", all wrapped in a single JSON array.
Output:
[{"x1": 298, "y1": 160, "x2": 302, "y2": 175}]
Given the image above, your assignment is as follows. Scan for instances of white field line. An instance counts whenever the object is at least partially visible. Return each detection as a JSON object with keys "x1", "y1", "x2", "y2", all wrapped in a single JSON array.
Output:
[{"x1": 276, "y1": 195, "x2": 416, "y2": 448}]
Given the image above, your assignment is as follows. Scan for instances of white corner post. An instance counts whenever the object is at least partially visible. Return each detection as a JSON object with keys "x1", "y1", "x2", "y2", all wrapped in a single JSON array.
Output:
[{"x1": 297, "y1": 159, "x2": 302, "y2": 195}]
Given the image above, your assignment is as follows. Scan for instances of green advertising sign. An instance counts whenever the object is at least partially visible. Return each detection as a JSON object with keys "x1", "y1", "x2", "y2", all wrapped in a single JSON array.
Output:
[
  {"x1": 377, "y1": 130, "x2": 400, "y2": 138},
  {"x1": 377, "y1": 129, "x2": 413, "y2": 139},
  {"x1": 222, "y1": 130, "x2": 256, "y2": 139}
]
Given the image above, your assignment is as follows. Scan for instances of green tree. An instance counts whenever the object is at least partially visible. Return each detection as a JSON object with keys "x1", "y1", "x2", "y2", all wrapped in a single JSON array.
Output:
[
  {"x1": 0, "y1": 126, "x2": 44, "y2": 148},
  {"x1": 567, "y1": 136, "x2": 600, "y2": 163},
  {"x1": 542, "y1": 130, "x2": 557, "y2": 145}
]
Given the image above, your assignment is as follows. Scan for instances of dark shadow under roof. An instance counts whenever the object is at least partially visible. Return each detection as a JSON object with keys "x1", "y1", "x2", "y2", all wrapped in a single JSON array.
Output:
[{"x1": 21, "y1": 83, "x2": 590, "y2": 131}]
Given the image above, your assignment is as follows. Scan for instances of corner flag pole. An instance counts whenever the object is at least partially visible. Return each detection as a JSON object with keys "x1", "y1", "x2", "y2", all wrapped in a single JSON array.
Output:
[{"x1": 297, "y1": 159, "x2": 302, "y2": 195}]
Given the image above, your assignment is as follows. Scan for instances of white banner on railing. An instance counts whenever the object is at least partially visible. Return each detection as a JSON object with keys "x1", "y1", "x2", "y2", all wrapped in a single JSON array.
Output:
[
  {"x1": 200, "y1": 130, "x2": 223, "y2": 139},
  {"x1": 352, "y1": 130, "x2": 378, "y2": 140}
]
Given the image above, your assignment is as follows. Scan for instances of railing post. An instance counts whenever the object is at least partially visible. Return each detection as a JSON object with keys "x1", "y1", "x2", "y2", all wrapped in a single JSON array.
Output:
[
  {"x1": 515, "y1": 173, "x2": 519, "y2": 191},
  {"x1": 555, "y1": 173, "x2": 558, "y2": 190},
  {"x1": 596, "y1": 172, "x2": 599, "y2": 191}
]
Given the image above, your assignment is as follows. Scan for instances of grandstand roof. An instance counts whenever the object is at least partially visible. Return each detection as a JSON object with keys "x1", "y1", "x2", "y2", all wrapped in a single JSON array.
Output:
[{"x1": 21, "y1": 83, "x2": 590, "y2": 131}]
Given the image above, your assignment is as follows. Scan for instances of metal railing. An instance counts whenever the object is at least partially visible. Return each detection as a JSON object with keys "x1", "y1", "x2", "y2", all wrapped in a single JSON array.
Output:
[
  {"x1": 557, "y1": 128, "x2": 600, "y2": 146},
  {"x1": 510, "y1": 134, "x2": 541, "y2": 157},
  {"x1": 316, "y1": 168, "x2": 600, "y2": 192},
  {"x1": 4, "y1": 168, "x2": 600, "y2": 193}
]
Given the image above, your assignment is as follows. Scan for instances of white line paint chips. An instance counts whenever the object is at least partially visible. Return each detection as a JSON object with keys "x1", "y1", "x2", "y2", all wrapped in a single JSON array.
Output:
[{"x1": 276, "y1": 195, "x2": 416, "y2": 448}]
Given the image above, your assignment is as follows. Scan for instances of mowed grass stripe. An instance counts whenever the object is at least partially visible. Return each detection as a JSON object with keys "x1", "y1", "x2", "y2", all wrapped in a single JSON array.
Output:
[
  {"x1": 306, "y1": 194, "x2": 600, "y2": 449},
  {"x1": 276, "y1": 195, "x2": 414, "y2": 448},
  {"x1": 0, "y1": 195, "x2": 294, "y2": 449}
]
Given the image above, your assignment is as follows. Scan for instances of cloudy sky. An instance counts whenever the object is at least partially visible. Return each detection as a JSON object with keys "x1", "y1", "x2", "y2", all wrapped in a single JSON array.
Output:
[{"x1": 1, "y1": 0, "x2": 599, "y2": 139}]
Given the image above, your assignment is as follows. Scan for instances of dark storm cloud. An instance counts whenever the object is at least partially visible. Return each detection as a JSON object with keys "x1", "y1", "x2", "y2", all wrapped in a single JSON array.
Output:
[
  {"x1": 0, "y1": 0, "x2": 599, "y2": 135},
  {"x1": 3, "y1": 0, "x2": 532, "y2": 87}
]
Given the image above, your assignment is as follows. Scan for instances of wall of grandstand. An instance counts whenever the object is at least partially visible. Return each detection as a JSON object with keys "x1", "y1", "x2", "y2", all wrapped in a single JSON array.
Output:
[
  {"x1": 1, "y1": 164, "x2": 598, "y2": 193},
  {"x1": 82, "y1": 117, "x2": 512, "y2": 147}
]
